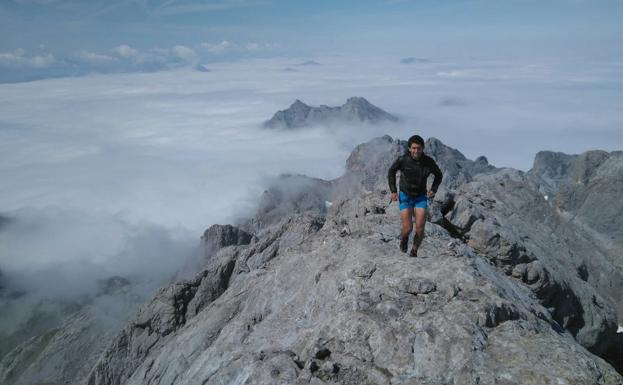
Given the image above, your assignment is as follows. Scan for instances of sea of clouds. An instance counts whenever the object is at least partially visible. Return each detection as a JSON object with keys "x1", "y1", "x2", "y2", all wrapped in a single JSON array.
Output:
[{"x1": 1, "y1": 55, "x2": 622, "y2": 334}]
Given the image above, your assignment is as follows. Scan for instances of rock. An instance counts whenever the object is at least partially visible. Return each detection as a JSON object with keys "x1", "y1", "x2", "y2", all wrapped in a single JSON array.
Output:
[
  {"x1": 314, "y1": 347, "x2": 331, "y2": 360},
  {"x1": 424, "y1": 137, "x2": 496, "y2": 189},
  {"x1": 529, "y1": 151, "x2": 578, "y2": 194},
  {"x1": 201, "y1": 224, "x2": 253, "y2": 257},
  {"x1": 352, "y1": 262, "x2": 376, "y2": 279},
  {"x1": 442, "y1": 165, "x2": 622, "y2": 364},
  {"x1": 240, "y1": 174, "x2": 332, "y2": 233},
  {"x1": 530, "y1": 149, "x2": 623, "y2": 316},
  {"x1": 397, "y1": 278, "x2": 437, "y2": 295},
  {"x1": 263, "y1": 97, "x2": 398, "y2": 129}
]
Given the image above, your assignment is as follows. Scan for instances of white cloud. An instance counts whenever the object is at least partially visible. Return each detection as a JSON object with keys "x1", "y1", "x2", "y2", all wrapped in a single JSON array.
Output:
[
  {"x1": 246, "y1": 42, "x2": 260, "y2": 51},
  {"x1": 72, "y1": 50, "x2": 119, "y2": 66},
  {"x1": 0, "y1": 49, "x2": 56, "y2": 69},
  {"x1": 172, "y1": 45, "x2": 198, "y2": 64},
  {"x1": 201, "y1": 40, "x2": 233, "y2": 54},
  {"x1": 199, "y1": 40, "x2": 281, "y2": 55},
  {"x1": 0, "y1": 42, "x2": 286, "y2": 82},
  {"x1": 30, "y1": 54, "x2": 56, "y2": 68},
  {"x1": 114, "y1": 44, "x2": 139, "y2": 58}
]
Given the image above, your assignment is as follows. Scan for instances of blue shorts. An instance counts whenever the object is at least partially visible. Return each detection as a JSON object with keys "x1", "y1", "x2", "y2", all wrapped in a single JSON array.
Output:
[{"x1": 399, "y1": 191, "x2": 428, "y2": 210}]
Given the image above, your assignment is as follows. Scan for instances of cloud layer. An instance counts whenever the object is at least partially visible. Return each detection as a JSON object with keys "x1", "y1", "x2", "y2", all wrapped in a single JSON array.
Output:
[{"x1": 0, "y1": 42, "x2": 281, "y2": 83}]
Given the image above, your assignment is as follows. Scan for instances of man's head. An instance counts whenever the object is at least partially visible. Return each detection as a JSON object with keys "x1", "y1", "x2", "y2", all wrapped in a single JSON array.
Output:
[{"x1": 407, "y1": 135, "x2": 425, "y2": 159}]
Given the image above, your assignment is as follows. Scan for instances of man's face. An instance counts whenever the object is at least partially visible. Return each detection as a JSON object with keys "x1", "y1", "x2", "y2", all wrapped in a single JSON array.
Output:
[{"x1": 409, "y1": 143, "x2": 424, "y2": 159}]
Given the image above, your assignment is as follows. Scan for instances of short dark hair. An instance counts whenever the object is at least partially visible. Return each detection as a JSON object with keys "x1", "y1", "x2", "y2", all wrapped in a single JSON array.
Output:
[{"x1": 407, "y1": 135, "x2": 424, "y2": 148}]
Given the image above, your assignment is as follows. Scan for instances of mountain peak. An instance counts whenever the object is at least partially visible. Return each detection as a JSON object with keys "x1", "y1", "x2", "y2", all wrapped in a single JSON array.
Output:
[
  {"x1": 290, "y1": 99, "x2": 310, "y2": 109},
  {"x1": 264, "y1": 97, "x2": 398, "y2": 129},
  {"x1": 345, "y1": 96, "x2": 371, "y2": 106}
]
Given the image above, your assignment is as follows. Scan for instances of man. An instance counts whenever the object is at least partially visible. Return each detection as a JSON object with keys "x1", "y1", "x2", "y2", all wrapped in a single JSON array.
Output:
[{"x1": 388, "y1": 135, "x2": 443, "y2": 257}]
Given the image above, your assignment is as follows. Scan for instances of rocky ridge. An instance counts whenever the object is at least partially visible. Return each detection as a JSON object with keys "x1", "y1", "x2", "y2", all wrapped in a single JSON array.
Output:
[
  {"x1": 1, "y1": 136, "x2": 622, "y2": 385},
  {"x1": 263, "y1": 97, "x2": 398, "y2": 129},
  {"x1": 84, "y1": 136, "x2": 622, "y2": 385}
]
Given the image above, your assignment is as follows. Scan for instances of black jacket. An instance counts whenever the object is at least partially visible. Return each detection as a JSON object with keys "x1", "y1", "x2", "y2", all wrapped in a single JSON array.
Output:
[{"x1": 388, "y1": 154, "x2": 443, "y2": 196}]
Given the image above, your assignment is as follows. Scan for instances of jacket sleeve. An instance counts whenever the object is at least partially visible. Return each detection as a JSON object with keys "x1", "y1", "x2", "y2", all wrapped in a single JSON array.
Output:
[
  {"x1": 430, "y1": 159, "x2": 443, "y2": 193},
  {"x1": 388, "y1": 156, "x2": 402, "y2": 193}
]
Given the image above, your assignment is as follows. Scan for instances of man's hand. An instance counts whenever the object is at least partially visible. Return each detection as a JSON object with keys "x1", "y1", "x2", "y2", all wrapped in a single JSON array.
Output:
[
  {"x1": 426, "y1": 190, "x2": 435, "y2": 199},
  {"x1": 390, "y1": 192, "x2": 398, "y2": 202}
]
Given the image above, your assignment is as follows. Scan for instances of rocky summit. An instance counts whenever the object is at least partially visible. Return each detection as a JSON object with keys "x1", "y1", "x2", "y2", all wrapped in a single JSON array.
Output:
[
  {"x1": 263, "y1": 97, "x2": 399, "y2": 129},
  {"x1": 1, "y1": 136, "x2": 622, "y2": 385}
]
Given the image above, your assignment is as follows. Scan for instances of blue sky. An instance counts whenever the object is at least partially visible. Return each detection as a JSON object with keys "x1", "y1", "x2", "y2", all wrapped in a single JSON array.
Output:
[{"x1": 1, "y1": 0, "x2": 623, "y2": 82}]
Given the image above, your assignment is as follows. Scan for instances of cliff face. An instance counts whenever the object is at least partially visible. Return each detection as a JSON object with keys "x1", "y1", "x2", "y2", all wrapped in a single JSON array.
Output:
[
  {"x1": 2, "y1": 136, "x2": 622, "y2": 385},
  {"x1": 528, "y1": 149, "x2": 623, "y2": 329}
]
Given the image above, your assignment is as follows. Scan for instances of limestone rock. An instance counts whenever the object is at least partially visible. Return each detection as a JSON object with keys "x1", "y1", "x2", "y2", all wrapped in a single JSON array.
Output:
[{"x1": 202, "y1": 224, "x2": 253, "y2": 258}]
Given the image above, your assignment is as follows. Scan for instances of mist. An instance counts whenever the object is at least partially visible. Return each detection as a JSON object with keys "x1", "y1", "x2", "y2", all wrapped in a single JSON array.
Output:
[{"x1": 1, "y1": 55, "x2": 622, "y2": 335}]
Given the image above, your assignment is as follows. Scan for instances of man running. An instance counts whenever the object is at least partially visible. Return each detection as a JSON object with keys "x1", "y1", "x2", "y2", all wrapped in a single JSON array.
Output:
[{"x1": 388, "y1": 135, "x2": 443, "y2": 257}]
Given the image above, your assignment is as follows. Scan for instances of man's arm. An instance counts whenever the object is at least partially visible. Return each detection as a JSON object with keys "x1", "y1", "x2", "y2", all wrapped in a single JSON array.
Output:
[
  {"x1": 388, "y1": 156, "x2": 402, "y2": 196},
  {"x1": 429, "y1": 159, "x2": 443, "y2": 195}
]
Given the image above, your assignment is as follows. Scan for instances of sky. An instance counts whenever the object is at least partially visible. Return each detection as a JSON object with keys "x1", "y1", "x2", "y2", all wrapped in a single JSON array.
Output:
[
  {"x1": 1, "y1": 0, "x2": 622, "y2": 335},
  {"x1": 1, "y1": 0, "x2": 623, "y2": 81}
]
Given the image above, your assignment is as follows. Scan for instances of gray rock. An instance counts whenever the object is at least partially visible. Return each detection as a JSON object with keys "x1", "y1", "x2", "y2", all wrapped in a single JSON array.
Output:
[
  {"x1": 425, "y1": 137, "x2": 496, "y2": 189},
  {"x1": 201, "y1": 224, "x2": 253, "y2": 258},
  {"x1": 240, "y1": 174, "x2": 332, "y2": 233},
  {"x1": 442, "y1": 166, "x2": 623, "y2": 365},
  {"x1": 529, "y1": 150, "x2": 578, "y2": 195},
  {"x1": 528, "y1": 149, "x2": 623, "y2": 313},
  {"x1": 87, "y1": 198, "x2": 622, "y2": 384},
  {"x1": 264, "y1": 97, "x2": 398, "y2": 129}
]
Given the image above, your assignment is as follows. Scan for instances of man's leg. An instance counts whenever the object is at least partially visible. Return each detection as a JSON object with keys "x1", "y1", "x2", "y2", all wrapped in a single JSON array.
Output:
[
  {"x1": 399, "y1": 208, "x2": 414, "y2": 252},
  {"x1": 411, "y1": 208, "x2": 427, "y2": 257}
]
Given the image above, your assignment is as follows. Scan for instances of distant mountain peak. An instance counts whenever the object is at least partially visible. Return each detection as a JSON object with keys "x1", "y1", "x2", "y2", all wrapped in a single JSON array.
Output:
[
  {"x1": 194, "y1": 64, "x2": 211, "y2": 72},
  {"x1": 264, "y1": 97, "x2": 398, "y2": 129},
  {"x1": 400, "y1": 57, "x2": 430, "y2": 64},
  {"x1": 296, "y1": 60, "x2": 321, "y2": 66},
  {"x1": 291, "y1": 99, "x2": 309, "y2": 108},
  {"x1": 345, "y1": 96, "x2": 371, "y2": 106}
]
